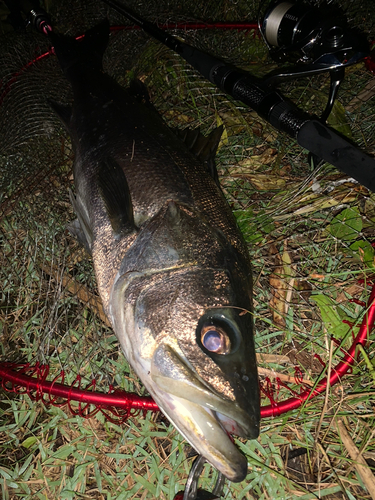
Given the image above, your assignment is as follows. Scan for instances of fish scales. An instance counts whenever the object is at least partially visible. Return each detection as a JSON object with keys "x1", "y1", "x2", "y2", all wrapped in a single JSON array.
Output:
[{"x1": 50, "y1": 20, "x2": 260, "y2": 483}]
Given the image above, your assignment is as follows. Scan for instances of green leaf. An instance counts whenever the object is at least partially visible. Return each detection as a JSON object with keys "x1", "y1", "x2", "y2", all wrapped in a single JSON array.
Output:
[
  {"x1": 327, "y1": 100, "x2": 353, "y2": 138},
  {"x1": 94, "y1": 462, "x2": 102, "y2": 493},
  {"x1": 4, "y1": 479, "x2": 19, "y2": 489},
  {"x1": 234, "y1": 208, "x2": 274, "y2": 244},
  {"x1": 297, "y1": 485, "x2": 345, "y2": 499},
  {"x1": 60, "y1": 490, "x2": 76, "y2": 500},
  {"x1": 21, "y1": 436, "x2": 37, "y2": 449},
  {"x1": 130, "y1": 473, "x2": 157, "y2": 496},
  {"x1": 0, "y1": 467, "x2": 12, "y2": 479},
  {"x1": 19, "y1": 454, "x2": 34, "y2": 475},
  {"x1": 350, "y1": 240, "x2": 375, "y2": 268},
  {"x1": 310, "y1": 294, "x2": 351, "y2": 339},
  {"x1": 52, "y1": 444, "x2": 75, "y2": 460},
  {"x1": 328, "y1": 207, "x2": 362, "y2": 241}
]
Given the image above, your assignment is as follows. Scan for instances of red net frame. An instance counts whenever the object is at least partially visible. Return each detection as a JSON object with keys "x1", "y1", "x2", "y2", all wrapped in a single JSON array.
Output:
[
  {"x1": 1, "y1": 281, "x2": 374, "y2": 420},
  {"x1": 1, "y1": 22, "x2": 375, "y2": 422}
]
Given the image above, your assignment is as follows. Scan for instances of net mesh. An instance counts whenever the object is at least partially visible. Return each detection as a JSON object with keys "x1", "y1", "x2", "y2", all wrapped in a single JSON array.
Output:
[{"x1": 1, "y1": 0, "x2": 375, "y2": 498}]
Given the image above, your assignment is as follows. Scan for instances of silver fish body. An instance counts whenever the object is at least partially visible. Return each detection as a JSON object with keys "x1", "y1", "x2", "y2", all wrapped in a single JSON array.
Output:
[{"x1": 50, "y1": 20, "x2": 260, "y2": 482}]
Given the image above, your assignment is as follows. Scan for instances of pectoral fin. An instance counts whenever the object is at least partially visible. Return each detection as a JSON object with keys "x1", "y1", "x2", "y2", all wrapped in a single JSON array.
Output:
[
  {"x1": 97, "y1": 157, "x2": 135, "y2": 237},
  {"x1": 67, "y1": 218, "x2": 91, "y2": 254},
  {"x1": 48, "y1": 100, "x2": 72, "y2": 129},
  {"x1": 68, "y1": 189, "x2": 93, "y2": 253}
]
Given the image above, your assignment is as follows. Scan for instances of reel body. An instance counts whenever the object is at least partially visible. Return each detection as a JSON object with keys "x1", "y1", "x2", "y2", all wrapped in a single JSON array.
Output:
[
  {"x1": 261, "y1": 1, "x2": 368, "y2": 68},
  {"x1": 260, "y1": 1, "x2": 369, "y2": 125}
]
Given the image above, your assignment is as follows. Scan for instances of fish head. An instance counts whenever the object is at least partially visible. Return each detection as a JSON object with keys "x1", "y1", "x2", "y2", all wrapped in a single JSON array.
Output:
[{"x1": 109, "y1": 264, "x2": 260, "y2": 482}]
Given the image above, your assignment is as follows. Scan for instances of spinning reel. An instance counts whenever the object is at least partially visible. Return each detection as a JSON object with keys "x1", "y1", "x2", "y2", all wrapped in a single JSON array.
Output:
[
  {"x1": 3, "y1": 0, "x2": 51, "y2": 34},
  {"x1": 260, "y1": 1, "x2": 369, "y2": 122}
]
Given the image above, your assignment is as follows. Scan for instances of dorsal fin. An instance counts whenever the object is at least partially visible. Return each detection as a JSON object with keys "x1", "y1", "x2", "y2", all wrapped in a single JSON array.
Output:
[
  {"x1": 48, "y1": 19, "x2": 110, "y2": 76},
  {"x1": 175, "y1": 126, "x2": 223, "y2": 188},
  {"x1": 97, "y1": 157, "x2": 135, "y2": 237}
]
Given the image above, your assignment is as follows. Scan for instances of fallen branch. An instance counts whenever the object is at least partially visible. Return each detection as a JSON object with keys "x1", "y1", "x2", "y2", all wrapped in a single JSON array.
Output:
[
  {"x1": 337, "y1": 419, "x2": 375, "y2": 500},
  {"x1": 40, "y1": 263, "x2": 109, "y2": 326},
  {"x1": 258, "y1": 367, "x2": 313, "y2": 386}
]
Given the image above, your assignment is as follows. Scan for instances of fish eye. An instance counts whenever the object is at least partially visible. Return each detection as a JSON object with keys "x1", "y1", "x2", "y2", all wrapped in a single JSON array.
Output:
[{"x1": 201, "y1": 325, "x2": 231, "y2": 355}]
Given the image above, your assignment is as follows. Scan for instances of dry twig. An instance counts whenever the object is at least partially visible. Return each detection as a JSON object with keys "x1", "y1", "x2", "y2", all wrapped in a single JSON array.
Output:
[{"x1": 337, "y1": 419, "x2": 375, "y2": 500}]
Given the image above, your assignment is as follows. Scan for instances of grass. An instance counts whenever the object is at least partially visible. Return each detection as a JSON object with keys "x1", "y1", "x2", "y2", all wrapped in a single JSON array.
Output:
[{"x1": 1, "y1": 0, "x2": 375, "y2": 498}]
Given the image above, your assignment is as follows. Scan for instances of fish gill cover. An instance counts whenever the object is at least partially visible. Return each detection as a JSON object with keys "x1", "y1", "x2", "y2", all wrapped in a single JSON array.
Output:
[{"x1": 1, "y1": 0, "x2": 375, "y2": 498}]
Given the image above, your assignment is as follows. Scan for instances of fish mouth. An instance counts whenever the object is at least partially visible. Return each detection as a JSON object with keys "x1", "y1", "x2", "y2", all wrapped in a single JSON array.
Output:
[{"x1": 150, "y1": 343, "x2": 259, "y2": 482}]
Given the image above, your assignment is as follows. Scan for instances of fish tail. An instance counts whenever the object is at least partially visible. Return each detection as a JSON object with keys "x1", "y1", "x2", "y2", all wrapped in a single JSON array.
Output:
[{"x1": 49, "y1": 20, "x2": 110, "y2": 76}]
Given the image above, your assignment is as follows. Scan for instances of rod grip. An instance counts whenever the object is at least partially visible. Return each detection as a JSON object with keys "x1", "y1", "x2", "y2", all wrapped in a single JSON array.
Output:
[
  {"x1": 210, "y1": 65, "x2": 375, "y2": 190},
  {"x1": 210, "y1": 66, "x2": 309, "y2": 137},
  {"x1": 298, "y1": 121, "x2": 375, "y2": 191}
]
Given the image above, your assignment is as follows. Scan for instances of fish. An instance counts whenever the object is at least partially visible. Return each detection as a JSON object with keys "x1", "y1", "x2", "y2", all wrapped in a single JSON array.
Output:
[{"x1": 49, "y1": 20, "x2": 260, "y2": 483}]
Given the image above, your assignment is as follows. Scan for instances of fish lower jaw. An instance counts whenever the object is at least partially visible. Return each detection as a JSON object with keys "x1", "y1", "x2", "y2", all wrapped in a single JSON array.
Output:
[
  {"x1": 115, "y1": 342, "x2": 249, "y2": 482},
  {"x1": 148, "y1": 388, "x2": 249, "y2": 483}
]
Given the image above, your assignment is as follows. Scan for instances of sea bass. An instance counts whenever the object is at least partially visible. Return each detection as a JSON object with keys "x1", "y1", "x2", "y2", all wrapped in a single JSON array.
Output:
[{"x1": 50, "y1": 20, "x2": 259, "y2": 482}]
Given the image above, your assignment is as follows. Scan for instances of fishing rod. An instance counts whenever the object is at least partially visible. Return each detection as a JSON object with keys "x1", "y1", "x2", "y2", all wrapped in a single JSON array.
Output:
[
  {"x1": 100, "y1": 0, "x2": 375, "y2": 192},
  {"x1": 7, "y1": 0, "x2": 375, "y2": 188}
]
